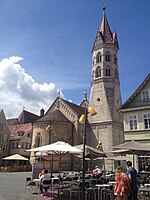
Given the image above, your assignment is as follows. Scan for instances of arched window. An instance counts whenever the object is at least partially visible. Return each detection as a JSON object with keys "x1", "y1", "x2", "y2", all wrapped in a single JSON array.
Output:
[
  {"x1": 106, "y1": 67, "x2": 111, "y2": 76},
  {"x1": 95, "y1": 67, "x2": 101, "y2": 78},
  {"x1": 114, "y1": 54, "x2": 117, "y2": 64},
  {"x1": 105, "y1": 51, "x2": 110, "y2": 62},
  {"x1": 96, "y1": 52, "x2": 102, "y2": 63},
  {"x1": 35, "y1": 132, "x2": 41, "y2": 147}
]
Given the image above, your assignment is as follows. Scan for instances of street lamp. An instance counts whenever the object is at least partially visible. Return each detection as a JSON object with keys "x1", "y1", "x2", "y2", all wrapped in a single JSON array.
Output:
[
  {"x1": 46, "y1": 123, "x2": 57, "y2": 177},
  {"x1": 79, "y1": 91, "x2": 96, "y2": 200}
]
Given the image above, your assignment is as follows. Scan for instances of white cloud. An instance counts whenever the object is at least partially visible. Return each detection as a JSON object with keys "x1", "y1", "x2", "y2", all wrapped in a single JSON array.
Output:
[{"x1": 0, "y1": 56, "x2": 64, "y2": 118}]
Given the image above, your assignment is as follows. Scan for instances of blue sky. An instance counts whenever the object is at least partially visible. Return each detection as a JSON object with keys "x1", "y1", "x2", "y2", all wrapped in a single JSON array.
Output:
[{"x1": 0, "y1": 0, "x2": 149, "y2": 117}]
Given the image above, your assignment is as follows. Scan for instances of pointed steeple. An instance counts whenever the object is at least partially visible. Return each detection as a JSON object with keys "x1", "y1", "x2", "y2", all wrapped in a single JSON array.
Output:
[
  {"x1": 99, "y1": 7, "x2": 113, "y2": 43},
  {"x1": 92, "y1": 7, "x2": 119, "y2": 51}
]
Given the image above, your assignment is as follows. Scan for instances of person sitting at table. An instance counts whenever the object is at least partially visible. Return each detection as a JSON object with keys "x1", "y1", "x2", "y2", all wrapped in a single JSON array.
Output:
[
  {"x1": 39, "y1": 169, "x2": 51, "y2": 194},
  {"x1": 38, "y1": 168, "x2": 45, "y2": 179},
  {"x1": 114, "y1": 166, "x2": 131, "y2": 200},
  {"x1": 93, "y1": 166, "x2": 102, "y2": 179},
  {"x1": 86, "y1": 168, "x2": 92, "y2": 174}
]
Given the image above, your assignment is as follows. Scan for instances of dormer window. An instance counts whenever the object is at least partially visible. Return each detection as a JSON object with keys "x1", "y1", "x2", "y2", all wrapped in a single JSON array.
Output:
[
  {"x1": 96, "y1": 52, "x2": 102, "y2": 63},
  {"x1": 95, "y1": 67, "x2": 101, "y2": 78},
  {"x1": 105, "y1": 51, "x2": 110, "y2": 62},
  {"x1": 141, "y1": 90, "x2": 149, "y2": 102}
]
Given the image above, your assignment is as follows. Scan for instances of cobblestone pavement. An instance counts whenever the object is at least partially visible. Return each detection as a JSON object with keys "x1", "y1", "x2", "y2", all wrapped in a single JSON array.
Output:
[
  {"x1": 0, "y1": 172, "x2": 38, "y2": 200},
  {"x1": 0, "y1": 172, "x2": 76, "y2": 200}
]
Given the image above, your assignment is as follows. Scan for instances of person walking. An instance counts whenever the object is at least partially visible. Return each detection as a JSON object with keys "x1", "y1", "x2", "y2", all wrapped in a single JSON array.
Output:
[
  {"x1": 126, "y1": 161, "x2": 138, "y2": 200},
  {"x1": 114, "y1": 166, "x2": 131, "y2": 200}
]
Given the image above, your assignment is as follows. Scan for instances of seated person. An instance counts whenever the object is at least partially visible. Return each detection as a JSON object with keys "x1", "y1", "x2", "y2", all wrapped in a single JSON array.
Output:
[
  {"x1": 86, "y1": 168, "x2": 92, "y2": 175},
  {"x1": 39, "y1": 169, "x2": 51, "y2": 194},
  {"x1": 93, "y1": 166, "x2": 102, "y2": 179},
  {"x1": 38, "y1": 168, "x2": 45, "y2": 179}
]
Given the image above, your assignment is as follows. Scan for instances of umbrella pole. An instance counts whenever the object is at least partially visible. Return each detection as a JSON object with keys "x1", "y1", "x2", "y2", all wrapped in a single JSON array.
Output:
[
  {"x1": 58, "y1": 155, "x2": 61, "y2": 180},
  {"x1": 133, "y1": 151, "x2": 135, "y2": 168},
  {"x1": 103, "y1": 157, "x2": 106, "y2": 179},
  {"x1": 50, "y1": 154, "x2": 53, "y2": 178}
]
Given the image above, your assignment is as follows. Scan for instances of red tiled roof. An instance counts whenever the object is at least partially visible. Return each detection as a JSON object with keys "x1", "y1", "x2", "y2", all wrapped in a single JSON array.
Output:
[{"x1": 9, "y1": 123, "x2": 32, "y2": 140}]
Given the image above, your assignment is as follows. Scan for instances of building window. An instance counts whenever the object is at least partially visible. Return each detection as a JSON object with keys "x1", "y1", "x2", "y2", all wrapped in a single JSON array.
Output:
[
  {"x1": 96, "y1": 52, "x2": 102, "y2": 63},
  {"x1": 11, "y1": 143, "x2": 15, "y2": 149},
  {"x1": 2, "y1": 144, "x2": 6, "y2": 152},
  {"x1": 144, "y1": 114, "x2": 150, "y2": 129},
  {"x1": 0, "y1": 122, "x2": 3, "y2": 130},
  {"x1": 27, "y1": 133, "x2": 31, "y2": 138},
  {"x1": 141, "y1": 90, "x2": 149, "y2": 102},
  {"x1": 105, "y1": 51, "x2": 110, "y2": 62},
  {"x1": 106, "y1": 68, "x2": 111, "y2": 76},
  {"x1": 95, "y1": 67, "x2": 101, "y2": 78},
  {"x1": 129, "y1": 115, "x2": 137, "y2": 130},
  {"x1": 2, "y1": 134, "x2": 8, "y2": 142}
]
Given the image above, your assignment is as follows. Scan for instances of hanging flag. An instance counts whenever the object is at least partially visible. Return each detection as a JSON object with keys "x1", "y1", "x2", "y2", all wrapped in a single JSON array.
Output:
[
  {"x1": 96, "y1": 140, "x2": 102, "y2": 149},
  {"x1": 46, "y1": 125, "x2": 51, "y2": 132}
]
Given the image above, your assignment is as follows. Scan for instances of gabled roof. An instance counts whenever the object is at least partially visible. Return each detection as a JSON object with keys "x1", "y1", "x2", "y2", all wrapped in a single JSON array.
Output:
[
  {"x1": 121, "y1": 73, "x2": 150, "y2": 109},
  {"x1": 7, "y1": 118, "x2": 19, "y2": 126},
  {"x1": 18, "y1": 110, "x2": 40, "y2": 124},
  {"x1": 46, "y1": 97, "x2": 85, "y2": 117},
  {"x1": 61, "y1": 99, "x2": 85, "y2": 116},
  {"x1": 9, "y1": 123, "x2": 32, "y2": 141},
  {"x1": 37, "y1": 109, "x2": 72, "y2": 124}
]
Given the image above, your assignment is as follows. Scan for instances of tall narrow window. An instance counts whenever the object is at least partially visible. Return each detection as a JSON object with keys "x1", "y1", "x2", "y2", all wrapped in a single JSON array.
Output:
[
  {"x1": 144, "y1": 114, "x2": 150, "y2": 129},
  {"x1": 106, "y1": 67, "x2": 111, "y2": 76},
  {"x1": 95, "y1": 67, "x2": 101, "y2": 78},
  {"x1": 35, "y1": 132, "x2": 41, "y2": 147},
  {"x1": 129, "y1": 115, "x2": 137, "y2": 130},
  {"x1": 142, "y1": 90, "x2": 149, "y2": 102},
  {"x1": 105, "y1": 51, "x2": 110, "y2": 62},
  {"x1": 96, "y1": 52, "x2": 102, "y2": 63}
]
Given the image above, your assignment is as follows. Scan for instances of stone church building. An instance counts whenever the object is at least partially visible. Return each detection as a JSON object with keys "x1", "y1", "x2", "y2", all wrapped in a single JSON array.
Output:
[{"x1": 31, "y1": 9, "x2": 124, "y2": 172}]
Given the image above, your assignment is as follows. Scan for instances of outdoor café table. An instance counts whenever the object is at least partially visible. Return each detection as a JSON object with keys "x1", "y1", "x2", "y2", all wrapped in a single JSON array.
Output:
[
  {"x1": 138, "y1": 186, "x2": 150, "y2": 199},
  {"x1": 96, "y1": 184, "x2": 111, "y2": 200}
]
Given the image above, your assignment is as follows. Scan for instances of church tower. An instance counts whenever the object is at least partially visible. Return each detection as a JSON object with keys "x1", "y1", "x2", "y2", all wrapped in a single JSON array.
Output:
[{"x1": 89, "y1": 8, "x2": 124, "y2": 155}]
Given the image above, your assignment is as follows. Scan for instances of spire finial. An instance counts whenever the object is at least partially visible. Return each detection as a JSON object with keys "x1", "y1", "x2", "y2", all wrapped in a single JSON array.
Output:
[{"x1": 103, "y1": 7, "x2": 106, "y2": 16}]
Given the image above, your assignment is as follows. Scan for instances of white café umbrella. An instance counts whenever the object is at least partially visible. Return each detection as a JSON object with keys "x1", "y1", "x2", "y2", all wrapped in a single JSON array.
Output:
[
  {"x1": 27, "y1": 141, "x2": 81, "y2": 154},
  {"x1": 27, "y1": 141, "x2": 82, "y2": 177},
  {"x1": 3, "y1": 154, "x2": 29, "y2": 171},
  {"x1": 3, "y1": 154, "x2": 28, "y2": 161}
]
